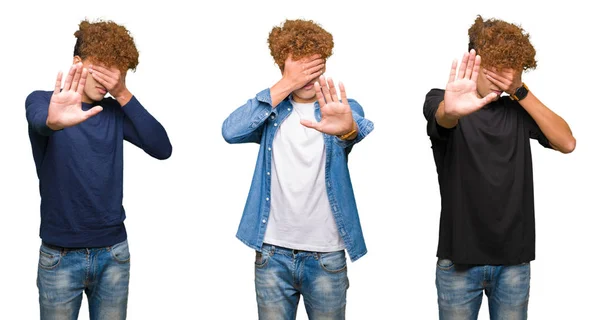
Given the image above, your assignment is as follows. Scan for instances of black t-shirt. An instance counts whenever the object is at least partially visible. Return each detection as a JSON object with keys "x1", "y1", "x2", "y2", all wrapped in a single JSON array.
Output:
[{"x1": 423, "y1": 88, "x2": 552, "y2": 265}]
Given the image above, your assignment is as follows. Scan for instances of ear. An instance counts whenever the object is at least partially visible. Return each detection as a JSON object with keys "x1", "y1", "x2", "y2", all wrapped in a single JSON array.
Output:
[{"x1": 73, "y1": 55, "x2": 82, "y2": 64}]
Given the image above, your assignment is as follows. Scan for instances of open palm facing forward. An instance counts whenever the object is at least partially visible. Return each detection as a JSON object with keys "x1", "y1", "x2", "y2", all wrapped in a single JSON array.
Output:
[
  {"x1": 46, "y1": 63, "x2": 103, "y2": 130},
  {"x1": 444, "y1": 49, "x2": 497, "y2": 119},
  {"x1": 300, "y1": 76, "x2": 355, "y2": 136}
]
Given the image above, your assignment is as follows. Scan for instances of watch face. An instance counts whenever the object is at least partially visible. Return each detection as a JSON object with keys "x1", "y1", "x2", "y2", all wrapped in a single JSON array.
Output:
[{"x1": 515, "y1": 86, "x2": 528, "y2": 100}]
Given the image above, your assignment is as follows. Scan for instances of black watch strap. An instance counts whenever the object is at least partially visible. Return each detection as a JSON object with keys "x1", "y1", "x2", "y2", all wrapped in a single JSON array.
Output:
[{"x1": 510, "y1": 83, "x2": 529, "y2": 101}]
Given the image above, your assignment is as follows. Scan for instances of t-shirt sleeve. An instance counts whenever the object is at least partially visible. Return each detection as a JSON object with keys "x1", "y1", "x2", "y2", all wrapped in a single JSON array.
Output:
[
  {"x1": 521, "y1": 107, "x2": 552, "y2": 149},
  {"x1": 423, "y1": 89, "x2": 453, "y2": 140}
]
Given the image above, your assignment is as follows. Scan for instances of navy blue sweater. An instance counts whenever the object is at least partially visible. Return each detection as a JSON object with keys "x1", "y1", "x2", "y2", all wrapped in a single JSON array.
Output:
[{"x1": 26, "y1": 91, "x2": 172, "y2": 248}]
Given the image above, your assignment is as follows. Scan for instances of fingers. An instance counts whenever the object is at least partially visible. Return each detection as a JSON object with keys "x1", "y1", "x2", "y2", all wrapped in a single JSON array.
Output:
[
  {"x1": 71, "y1": 64, "x2": 82, "y2": 92},
  {"x1": 486, "y1": 68, "x2": 512, "y2": 85},
  {"x1": 305, "y1": 63, "x2": 325, "y2": 78},
  {"x1": 54, "y1": 71, "x2": 63, "y2": 95},
  {"x1": 91, "y1": 70, "x2": 110, "y2": 88},
  {"x1": 91, "y1": 64, "x2": 120, "y2": 82},
  {"x1": 327, "y1": 77, "x2": 339, "y2": 102},
  {"x1": 319, "y1": 76, "x2": 332, "y2": 104},
  {"x1": 471, "y1": 55, "x2": 482, "y2": 81},
  {"x1": 77, "y1": 68, "x2": 88, "y2": 96},
  {"x1": 339, "y1": 81, "x2": 349, "y2": 106},
  {"x1": 457, "y1": 52, "x2": 469, "y2": 79},
  {"x1": 63, "y1": 64, "x2": 77, "y2": 91},
  {"x1": 448, "y1": 59, "x2": 458, "y2": 84},
  {"x1": 314, "y1": 80, "x2": 327, "y2": 108},
  {"x1": 303, "y1": 54, "x2": 322, "y2": 63},
  {"x1": 304, "y1": 57, "x2": 324, "y2": 69},
  {"x1": 479, "y1": 92, "x2": 498, "y2": 106},
  {"x1": 89, "y1": 64, "x2": 113, "y2": 75},
  {"x1": 83, "y1": 106, "x2": 103, "y2": 120},
  {"x1": 300, "y1": 119, "x2": 321, "y2": 131},
  {"x1": 464, "y1": 49, "x2": 476, "y2": 79},
  {"x1": 484, "y1": 69, "x2": 509, "y2": 91}
]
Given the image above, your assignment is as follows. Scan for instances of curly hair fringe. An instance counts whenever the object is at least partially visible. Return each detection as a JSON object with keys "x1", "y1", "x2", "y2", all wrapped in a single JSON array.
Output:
[
  {"x1": 268, "y1": 19, "x2": 334, "y2": 71},
  {"x1": 468, "y1": 15, "x2": 537, "y2": 71},
  {"x1": 73, "y1": 19, "x2": 139, "y2": 72}
]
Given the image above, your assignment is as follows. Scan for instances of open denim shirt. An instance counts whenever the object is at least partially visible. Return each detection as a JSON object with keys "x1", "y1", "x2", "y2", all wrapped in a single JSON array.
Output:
[{"x1": 222, "y1": 88, "x2": 374, "y2": 262}]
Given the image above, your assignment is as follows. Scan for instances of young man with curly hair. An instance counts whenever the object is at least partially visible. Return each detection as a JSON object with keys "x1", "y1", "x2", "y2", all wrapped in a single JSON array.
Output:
[
  {"x1": 223, "y1": 19, "x2": 374, "y2": 319},
  {"x1": 423, "y1": 15, "x2": 575, "y2": 319},
  {"x1": 26, "y1": 19, "x2": 172, "y2": 319}
]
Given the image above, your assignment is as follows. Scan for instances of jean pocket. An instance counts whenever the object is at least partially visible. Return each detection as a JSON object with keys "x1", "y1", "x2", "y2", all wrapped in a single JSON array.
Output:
[
  {"x1": 255, "y1": 250, "x2": 271, "y2": 269},
  {"x1": 436, "y1": 258, "x2": 454, "y2": 271},
  {"x1": 110, "y1": 240, "x2": 130, "y2": 263},
  {"x1": 38, "y1": 245, "x2": 61, "y2": 270},
  {"x1": 318, "y1": 250, "x2": 347, "y2": 273}
]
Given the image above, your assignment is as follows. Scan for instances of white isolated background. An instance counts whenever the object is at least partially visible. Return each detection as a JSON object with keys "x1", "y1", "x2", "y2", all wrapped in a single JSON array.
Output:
[{"x1": 0, "y1": 0, "x2": 597, "y2": 319}]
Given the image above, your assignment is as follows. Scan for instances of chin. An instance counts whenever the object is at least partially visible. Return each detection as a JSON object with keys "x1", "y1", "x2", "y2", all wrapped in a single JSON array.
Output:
[
  {"x1": 87, "y1": 94, "x2": 105, "y2": 102},
  {"x1": 301, "y1": 90, "x2": 317, "y2": 99}
]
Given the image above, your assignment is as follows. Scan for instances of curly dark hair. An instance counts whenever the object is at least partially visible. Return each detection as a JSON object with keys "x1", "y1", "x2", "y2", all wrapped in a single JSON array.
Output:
[
  {"x1": 268, "y1": 19, "x2": 334, "y2": 71},
  {"x1": 468, "y1": 15, "x2": 537, "y2": 71},
  {"x1": 73, "y1": 19, "x2": 139, "y2": 72}
]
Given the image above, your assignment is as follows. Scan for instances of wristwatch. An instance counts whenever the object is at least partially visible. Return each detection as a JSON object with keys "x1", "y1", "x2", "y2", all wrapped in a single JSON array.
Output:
[{"x1": 509, "y1": 83, "x2": 529, "y2": 101}]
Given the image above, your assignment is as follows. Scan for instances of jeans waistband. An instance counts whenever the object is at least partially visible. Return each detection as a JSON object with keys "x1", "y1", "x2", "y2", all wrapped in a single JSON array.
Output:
[
  {"x1": 41, "y1": 241, "x2": 115, "y2": 252},
  {"x1": 262, "y1": 243, "x2": 343, "y2": 256}
]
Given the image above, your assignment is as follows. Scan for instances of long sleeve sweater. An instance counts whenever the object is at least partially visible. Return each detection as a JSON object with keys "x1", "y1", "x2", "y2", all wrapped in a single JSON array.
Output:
[{"x1": 26, "y1": 90, "x2": 172, "y2": 247}]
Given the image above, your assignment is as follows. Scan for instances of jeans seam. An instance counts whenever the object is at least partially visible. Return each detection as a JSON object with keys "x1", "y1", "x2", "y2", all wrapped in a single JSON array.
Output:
[
  {"x1": 255, "y1": 252, "x2": 271, "y2": 269},
  {"x1": 317, "y1": 252, "x2": 347, "y2": 274},
  {"x1": 38, "y1": 251, "x2": 61, "y2": 270},
  {"x1": 109, "y1": 241, "x2": 130, "y2": 264}
]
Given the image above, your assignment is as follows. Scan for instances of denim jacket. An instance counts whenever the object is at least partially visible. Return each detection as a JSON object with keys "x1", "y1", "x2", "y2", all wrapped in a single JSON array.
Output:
[{"x1": 222, "y1": 88, "x2": 374, "y2": 262}]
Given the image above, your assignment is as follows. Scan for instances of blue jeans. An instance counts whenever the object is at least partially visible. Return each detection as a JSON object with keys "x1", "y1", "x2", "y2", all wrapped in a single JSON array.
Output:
[
  {"x1": 436, "y1": 259, "x2": 530, "y2": 320},
  {"x1": 255, "y1": 244, "x2": 350, "y2": 320},
  {"x1": 37, "y1": 240, "x2": 131, "y2": 320}
]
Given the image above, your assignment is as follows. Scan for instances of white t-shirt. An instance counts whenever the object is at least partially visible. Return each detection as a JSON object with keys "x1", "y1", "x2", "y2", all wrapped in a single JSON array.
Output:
[{"x1": 263, "y1": 99, "x2": 345, "y2": 252}]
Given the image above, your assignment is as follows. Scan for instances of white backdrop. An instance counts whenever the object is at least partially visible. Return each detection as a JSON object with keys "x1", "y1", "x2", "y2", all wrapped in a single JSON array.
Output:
[{"x1": 1, "y1": 0, "x2": 597, "y2": 319}]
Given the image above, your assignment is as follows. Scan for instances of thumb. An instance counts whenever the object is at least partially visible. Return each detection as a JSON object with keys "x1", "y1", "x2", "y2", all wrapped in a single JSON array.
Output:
[
  {"x1": 478, "y1": 92, "x2": 497, "y2": 107},
  {"x1": 300, "y1": 119, "x2": 321, "y2": 131},
  {"x1": 84, "y1": 106, "x2": 104, "y2": 119}
]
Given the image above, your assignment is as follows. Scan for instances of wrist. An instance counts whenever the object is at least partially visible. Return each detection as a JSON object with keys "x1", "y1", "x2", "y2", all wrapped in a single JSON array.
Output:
[
  {"x1": 45, "y1": 118, "x2": 62, "y2": 131},
  {"x1": 435, "y1": 100, "x2": 460, "y2": 129},
  {"x1": 338, "y1": 121, "x2": 358, "y2": 140},
  {"x1": 440, "y1": 101, "x2": 459, "y2": 121},
  {"x1": 114, "y1": 88, "x2": 133, "y2": 106},
  {"x1": 278, "y1": 77, "x2": 297, "y2": 93},
  {"x1": 509, "y1": 83, "x2": 529, "y2": 101},
  {"x1": 269, "y1": 78, "x2": 296, "y2": 107}
]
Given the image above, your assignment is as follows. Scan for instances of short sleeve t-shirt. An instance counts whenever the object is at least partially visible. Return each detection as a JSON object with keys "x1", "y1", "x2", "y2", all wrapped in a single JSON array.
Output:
[
  {"x1": 264, "y1": 99, "x2": 345, "y2": 252},
  {"x1": 424, "y1": 89, "x2": 552, "y2": 265}
]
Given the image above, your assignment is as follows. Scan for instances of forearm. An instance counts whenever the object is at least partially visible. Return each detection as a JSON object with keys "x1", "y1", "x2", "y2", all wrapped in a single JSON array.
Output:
[
  {"x1": 519, "y1": 92, "x2": 576, "y2": 153},
  {"x1": 269, "y1": 79, "x2": 294, "y2": 107},
  {"x1": 123, "y1": 97, "x2": 172, "y2": 159},
  {"x1": 435, "y1": 100, "x2": 459, "y2": 129}
]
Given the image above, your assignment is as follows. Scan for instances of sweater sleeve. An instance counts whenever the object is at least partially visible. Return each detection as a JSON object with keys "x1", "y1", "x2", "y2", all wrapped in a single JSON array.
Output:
[
  {"x1": 25, "y1": 91, "x2": 55, "y2": 136},
  {"x1": 122, "y1": 96, "x2": 172, "y2": 160}
]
